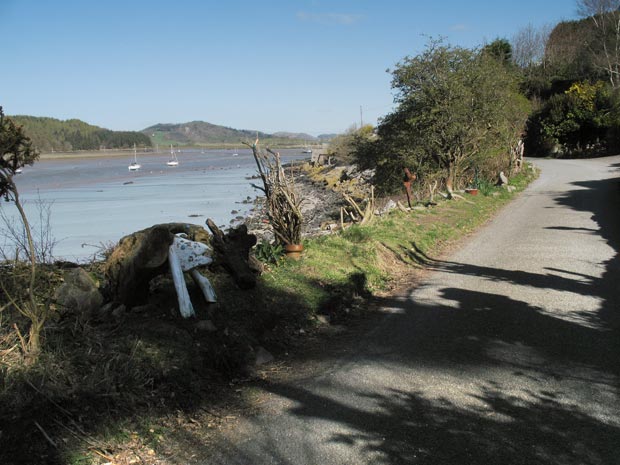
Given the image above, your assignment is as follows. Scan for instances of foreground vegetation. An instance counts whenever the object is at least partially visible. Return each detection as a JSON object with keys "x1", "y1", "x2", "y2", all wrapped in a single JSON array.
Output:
[{"x1": 0, "y1": 163, "x2": 537, "y2": 464}]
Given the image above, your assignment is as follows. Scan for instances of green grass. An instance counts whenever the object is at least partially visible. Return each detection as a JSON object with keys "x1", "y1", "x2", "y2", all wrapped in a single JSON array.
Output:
[{"x1": 259, "y1": 164, "x2": 538, "y2": 320}]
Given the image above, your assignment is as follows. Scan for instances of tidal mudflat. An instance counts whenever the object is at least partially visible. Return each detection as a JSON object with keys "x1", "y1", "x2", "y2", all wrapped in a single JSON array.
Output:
[{"x1": 8, "y1": 148, "x2": 308, "y2": 261}]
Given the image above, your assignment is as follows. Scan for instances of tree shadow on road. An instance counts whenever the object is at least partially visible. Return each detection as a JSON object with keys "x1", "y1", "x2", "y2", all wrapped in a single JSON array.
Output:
[
  {"x1": 252, "y1": 381, "x2": 620, "y2": 465},
  {"x1": 227, "y1": 277, "x2": 620, "y2": 465},
  {"x1": 204, "y1": 279, "x2": 620, "y2": 464},
  {"x1": 203, "y1": 167, "x2": 620, "y2": 464}
]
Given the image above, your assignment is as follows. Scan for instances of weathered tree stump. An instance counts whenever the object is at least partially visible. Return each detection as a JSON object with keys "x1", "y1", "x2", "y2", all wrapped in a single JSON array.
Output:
[
  {"x1": 206, "y1": 219, "x2": 259, "y2": 289},
  {"x1": 103, "y1": 223, "x2": 210, "y2": 308}
]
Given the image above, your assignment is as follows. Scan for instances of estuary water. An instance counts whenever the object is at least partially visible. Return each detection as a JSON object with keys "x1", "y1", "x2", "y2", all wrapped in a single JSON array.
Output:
[{"x1": 8, "y1": 148, "x2": 308, "y2": 261}]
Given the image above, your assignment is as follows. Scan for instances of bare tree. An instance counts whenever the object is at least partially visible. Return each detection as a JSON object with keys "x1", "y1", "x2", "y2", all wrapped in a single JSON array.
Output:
[
  {"x1": 511, "y1": 23, "x2": 552, "y2": 69},
  {"x1": 577, "y1": 0, "x2": 620, "y2": 86},
  {"x1": 0, "y1": 195, "x2": 57, "y2": 264}
]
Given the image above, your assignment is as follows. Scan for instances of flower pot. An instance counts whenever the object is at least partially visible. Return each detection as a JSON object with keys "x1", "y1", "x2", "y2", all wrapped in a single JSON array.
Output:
[
  {"x1": 465, "y1": 188, "x2": 478, "y2": 195},
  {"x1": 284, "y1": 244, "x2": 304, "y2": 260}
]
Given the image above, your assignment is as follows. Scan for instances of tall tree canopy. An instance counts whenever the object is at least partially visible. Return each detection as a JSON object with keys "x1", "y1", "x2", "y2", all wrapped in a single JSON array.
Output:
[{"x1": 357, "y1": 39, "x2": 529, "y2": 193}]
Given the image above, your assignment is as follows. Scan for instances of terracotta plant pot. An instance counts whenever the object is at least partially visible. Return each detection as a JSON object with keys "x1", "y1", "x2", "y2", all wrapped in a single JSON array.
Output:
[
  {"x1": 465, "y1": 188, "x2": 479, "y2": 195},
  {"x1": 284, "y1": 244, "x2": 304, "y2": 260}
]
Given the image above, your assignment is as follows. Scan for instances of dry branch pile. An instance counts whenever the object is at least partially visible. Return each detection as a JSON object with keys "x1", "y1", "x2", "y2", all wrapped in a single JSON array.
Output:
[{"x1": 246, "y1": 140, "x2": 303, "y2": 245}]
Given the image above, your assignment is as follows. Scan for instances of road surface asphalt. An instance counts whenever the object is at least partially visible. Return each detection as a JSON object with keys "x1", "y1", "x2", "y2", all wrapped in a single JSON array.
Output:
[{"x1": 204, "y1": 157, "x2": 620, "y2": 465}]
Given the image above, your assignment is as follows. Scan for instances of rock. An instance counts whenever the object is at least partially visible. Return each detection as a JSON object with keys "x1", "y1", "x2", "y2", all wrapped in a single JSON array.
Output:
[
  {"x1": 504, "y1": 185, "x2": 516, "y2": 192},
  {"x1": 54, "y1": 267, "x2": 103, "y2": 316},
  {"x1": 321, "y1": 222, "x2": 339, "y2": 231},
  {"x1": 498, "y1": 171, "x2": 509, "y2": 185},
  {"x1": 376, "y1": 199, "x2": 397, "y2": 215},
  {"x1": 315, "y1": 314, "x2": 330, "y2": 325},
  {"x1": 254, "y1": 346, "x2": 275, "y2": 365},
  {"x1": 132, "y1": 303, "x2": 158, "y2": 313},
  {"x1": 100, "y1": 301, "x2": 115, "y2": 315},
  {"x1": 195, "y1": 320, "x2": 217, "y2": 332},
  {"x1": 111, "y1": 304, "x2": 126, "y2": 321},
  {"x1": 359, "y1": 168, "x2": 375, "y2": 180}
]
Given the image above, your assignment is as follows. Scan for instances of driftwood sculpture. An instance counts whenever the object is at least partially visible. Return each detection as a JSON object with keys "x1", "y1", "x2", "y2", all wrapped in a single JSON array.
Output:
[{"x1": 103, "y1": 221, "x2": 257, "y2": 314}]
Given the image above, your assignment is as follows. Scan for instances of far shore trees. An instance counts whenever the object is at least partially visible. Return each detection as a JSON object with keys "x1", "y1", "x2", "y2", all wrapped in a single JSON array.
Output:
[{"x1": 356, "y1": 39, "x2": 529, "y2": 195}]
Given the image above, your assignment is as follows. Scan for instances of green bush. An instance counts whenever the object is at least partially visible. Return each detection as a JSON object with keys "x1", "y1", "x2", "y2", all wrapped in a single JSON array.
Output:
[
  {"x1": 254, "y1": 240, "x2": 284, "y2": 265},
  {"x1": 477, "y1": 179, "x2": 497, "y2": 196}
]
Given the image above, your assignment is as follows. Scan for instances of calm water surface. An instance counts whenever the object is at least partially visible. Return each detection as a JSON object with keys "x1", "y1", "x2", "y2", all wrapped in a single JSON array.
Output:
[{"x1": 9, "y1": 148, "x2": 308, "y2": 261}]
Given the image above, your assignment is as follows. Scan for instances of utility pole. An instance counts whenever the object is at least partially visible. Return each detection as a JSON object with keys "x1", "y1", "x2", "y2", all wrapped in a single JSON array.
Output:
[{"x1": 360, "y1": 105, "x2": 363, "y2": 128}]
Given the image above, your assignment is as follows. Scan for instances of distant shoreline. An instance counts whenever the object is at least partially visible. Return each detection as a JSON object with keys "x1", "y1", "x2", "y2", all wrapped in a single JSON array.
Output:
[
  {"x1": 39, "y1": 150, "x2": 139, "y2": 160},
  {"x1": 39, "y1": 144, "x2": 323, "y2": 160}
]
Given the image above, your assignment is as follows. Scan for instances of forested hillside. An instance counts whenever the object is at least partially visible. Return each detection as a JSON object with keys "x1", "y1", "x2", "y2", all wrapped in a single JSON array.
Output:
[
  {"x1": 143, "y1": 121, "x2": 312, "y2": 147},
  {"x1": 10, "y1": 116, "x2": 151, "y2": 152}
]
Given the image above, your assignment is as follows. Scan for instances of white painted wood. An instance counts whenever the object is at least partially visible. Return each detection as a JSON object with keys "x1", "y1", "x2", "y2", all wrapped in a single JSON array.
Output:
[
  {"x1": 168, "y1": 244, "x2": 195, "y2": 318},
  {"x1": 168, "y1": 235, "x2": 217, "y2": 317},
  {"x1": 171, "y1": 235, "x2": 213, "y2": 271},
  {"x1": 190, "y1": 269, "x2": 217, "y2": 302}
]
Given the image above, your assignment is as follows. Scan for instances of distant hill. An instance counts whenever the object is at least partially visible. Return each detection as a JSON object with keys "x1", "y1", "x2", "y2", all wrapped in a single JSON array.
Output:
[
  {"x1": 272, "y1": 131, "x2": 317, "y2": 141},
  {"x1": 142, "y1": 121, "x2": 315, "y2": 147},
  {"x1": 9, "y1": 115, "x2": 324, "y2": 152},
  {"x1": 10, "y1": 115, "x2": 151, "y2": 152},
  {"x1": 317, "y1": 133, "x2": 338, "y2": 141}
]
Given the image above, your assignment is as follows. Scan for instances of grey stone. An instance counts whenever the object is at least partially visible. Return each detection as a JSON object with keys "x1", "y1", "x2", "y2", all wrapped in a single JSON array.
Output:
[
  {"x1": 255, "y1": 346, "x2": 275, "y2": 365},
  {"x1": 499, "y1": 171, "x2": 509, "y2": 185},
  {"x1": 132, "y1": 303, "x2": 158, "y2": 313},
  {"x1": 100, "y1": 302, "x2": 115, "y2": 314},
  {"x1": 315, "y1": 314, "x2": 330, "y2": 325},
  {"x1": 111, "y1": 304, "x2": 126, "y2": 321},
  {"x1": 376, "y1": 199, "x2": 397, "y2": 215},
  {"x1": 196, "y1": 320, "x2": 217, "y2": 332},
  {"x1": 54, "y1": 267, "x2": 103, "y2": 316}
]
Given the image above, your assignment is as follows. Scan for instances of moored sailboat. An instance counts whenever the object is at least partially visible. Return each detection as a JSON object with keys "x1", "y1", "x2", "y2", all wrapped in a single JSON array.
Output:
[
  {"x1": 128, "y1": 144, "x2": 141, "y2": 171},
  {"x1": 166, "y1": 145, "x2": 179, "y2": 166}
]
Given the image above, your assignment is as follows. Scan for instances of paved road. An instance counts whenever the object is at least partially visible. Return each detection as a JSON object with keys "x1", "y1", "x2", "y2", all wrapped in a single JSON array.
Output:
[{"x1": 205, "y1": 157, "x2": 620, "y2": 465}]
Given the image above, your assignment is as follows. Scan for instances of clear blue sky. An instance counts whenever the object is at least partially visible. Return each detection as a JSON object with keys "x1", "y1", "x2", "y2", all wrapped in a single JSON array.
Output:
[{"x1": 1, "y1": 0, "x2": 578, "y2": 136}]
